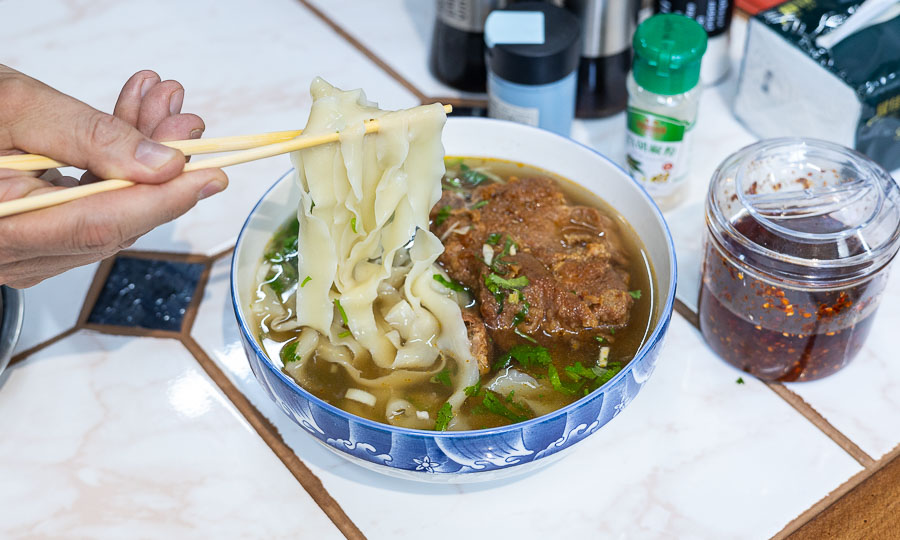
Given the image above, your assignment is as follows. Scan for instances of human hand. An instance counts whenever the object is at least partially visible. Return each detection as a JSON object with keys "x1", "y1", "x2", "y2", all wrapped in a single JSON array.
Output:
[{"x1": 0, "y1": 66, "x2": 228, "y2": 288}]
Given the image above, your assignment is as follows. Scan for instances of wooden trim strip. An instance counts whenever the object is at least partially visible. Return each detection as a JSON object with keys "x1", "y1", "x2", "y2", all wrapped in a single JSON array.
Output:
[
  {"x1": 673, "y1": 298, "x2": 700, "y2": 329},
  {"x1": 296, "y1": 0, "x2": 428, "y2": 102},
  {"x1": 673, "y1": 298, "x2": 875, "y2": 467},
  {"x1": 79, "y1": 323, "x2": 183, "y2": 340},
  {"x1": 209, "y1": 245, "x2": 235, "y2": 263},
  {"x1": 6, "y1": 326, "x2": 78, "y2": 368},
  {"x1": 182, "y1": 337, "x2": 366, "y2": 540},
  {"x1": 765, "y1": 382, "x2": 875, "y2": 468},
  {"x1": 775, "y1": 443, "x2": 900, "y2": 539}
]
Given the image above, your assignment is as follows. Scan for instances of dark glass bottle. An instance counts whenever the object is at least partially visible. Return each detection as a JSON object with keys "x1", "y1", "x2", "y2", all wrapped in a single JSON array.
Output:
[
  {"x1": 430, "y1": 0, "x2": 501, "y2": 93},
  {"x1": 567, "y1": 0, "x2": 640, "y2": 118}
]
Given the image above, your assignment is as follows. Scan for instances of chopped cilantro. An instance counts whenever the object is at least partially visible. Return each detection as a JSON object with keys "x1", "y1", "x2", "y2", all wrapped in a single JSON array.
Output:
[
  {"x1": 435, "y1": 205, "x2": 453, "y2": 226},
  {"x1": 461, "y1": 168, "x2": 489, "y2": 186},
  {"x1": 431, "y1": 368, "x2": 452, "y2": 387},
  {"x1": 263, "y1": 218, "x2": 299, "y2": 295},
  {"x1": 736, "y1": 377, "x2": 745, "y2": 384},
  {"x1": 464, "y1": 380, "x2": 482, "y2": 397},
  {"x1": 460, "y1": 163, "x2": 470, "y2": 172},
  {"x1": 485, "y1": 273, "x2": 529, "y2": 305},
  {"x1": 564, "y1": 362, "x2": 597, "y2": 382},
  {"x1": 472, "y1": 200, "x2": 489, "y2": 209},
  {"x1": 482, "y1": 391, "x2": 530, "y2": 423},
  {"x1": 594, "y1": 335, "x2": 604, "y2": 343},
  {"x1": 434, "y1": 402, "x2": 453, "y2": 431},
  {"x1": 334, "y1": 299, "x2": 348, "y2": 326},
  {"x1": 280, "y1": 341, "x2": 300, "y2": 364},
  {"x1": 350, "y1": 216, "x2": 358, "y2": 233},
  {"x1": 506, "y1": 390, "x2": 516, "y2": 402},
  {"x1": 594, "y1": 362, "x2": 624, "y2": 385},
  {"x1": 629, "y1": 290, "x2": 642, "y2": 299},
  {"x1": 512, "y1": 301, "x2": 530, "y2": 326},
  {"x1": 514, "y1": 327, "x2": 537, "y2": 344},
  {"x1": 496, "y1": 344, "x2": 552, "y2": 371},
  {"x1": 433, "y1": 273, "x2": 470, "y2": 293},
  {"x1": 301, "y1": 276, "x2": 312, "y2": 288},
  {"x1": 548, "y1": 365, "x2": 578, "y2": 396},
  {"x1": 486, "y1": 233, "x2": 502, "y2": 245},
  {"x1": 443, "y1": 176, "x2": 463, "y2": 190},
  {"x1": 338, "y1": 330, "x2": 351, "y2": 338},
  {"x1": 486, "y1": 273, "x2": 529, "y2": 290}
]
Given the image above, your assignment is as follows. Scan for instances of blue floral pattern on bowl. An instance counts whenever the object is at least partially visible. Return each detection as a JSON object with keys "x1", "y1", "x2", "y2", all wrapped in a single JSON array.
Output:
[{"x1": 234, "y1": 309, "x2": 668, "y2": 479}]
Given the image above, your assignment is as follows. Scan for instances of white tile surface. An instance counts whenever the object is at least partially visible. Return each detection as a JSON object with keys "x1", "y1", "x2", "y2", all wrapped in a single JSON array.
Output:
[
  {"x1": 12, "y1": 262, "x2": 98, "y2": 355},
  {"x1": 0, "y1": 330, "x2": 341, "y2": 539},
  {"x1": 0, "y1": 0, "x2": 420, "y2": 256},
  {"x1": 195, "y1": 257, "x2": 861, "y2": 540}
]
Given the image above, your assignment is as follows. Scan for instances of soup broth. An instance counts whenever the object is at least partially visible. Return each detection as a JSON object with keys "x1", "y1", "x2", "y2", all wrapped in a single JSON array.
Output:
[{"x1": 253, "y1": 157, "x2": 655, "y2": 430}]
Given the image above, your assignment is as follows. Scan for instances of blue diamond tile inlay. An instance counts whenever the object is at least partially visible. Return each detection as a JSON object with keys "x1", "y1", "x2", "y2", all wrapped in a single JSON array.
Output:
[{"x1": 87, "y1": 257, "x2": 205, "y2": 332}]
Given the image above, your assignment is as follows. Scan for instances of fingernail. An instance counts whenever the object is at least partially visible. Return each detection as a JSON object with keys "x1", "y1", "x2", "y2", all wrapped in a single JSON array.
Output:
[
  {"x1": 198, "y1": 179, "x2": 226, "y2": 200},
  {"x1": 135, "y1": 140, "x2": 179, "y2": 170},
  {"x1": 139, "y1": 77, "x2": 156, "y2": 98},
  {"x1": 189, "y1": 128, "x2": 204, "y2": 139},
  {"x1": 169, "y1": 89, "x2": 184, "y2": 115}
]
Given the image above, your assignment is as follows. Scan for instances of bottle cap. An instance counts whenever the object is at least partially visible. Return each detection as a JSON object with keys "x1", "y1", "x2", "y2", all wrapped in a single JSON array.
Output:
[
  {"x1": 707, "y1": 138, "x2": 900, "y2": 286},
  {"x1": 632, "y1": 14, "x2": 707, "y2": 95},
  {"x1": 485, "y1": 2, "x2": 581, "y2": 86}
]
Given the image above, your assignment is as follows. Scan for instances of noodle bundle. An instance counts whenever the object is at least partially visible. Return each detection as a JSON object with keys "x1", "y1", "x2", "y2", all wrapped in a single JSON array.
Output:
[{"x1": 274, "y1": 78, "x2": 479, "y2": 428}]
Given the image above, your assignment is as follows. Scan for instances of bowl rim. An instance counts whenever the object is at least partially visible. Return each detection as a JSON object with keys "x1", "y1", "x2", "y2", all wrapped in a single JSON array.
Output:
[{"x1": 231, "y1": 116, "x2": 677, "y2": 439}]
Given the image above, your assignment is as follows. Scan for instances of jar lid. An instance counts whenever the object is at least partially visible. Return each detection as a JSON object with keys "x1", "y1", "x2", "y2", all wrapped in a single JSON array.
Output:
[
  {"x1": 632, "y1": 13, "x2": 706, "y2": 95},
  {"x1": 484, "y1": 2, "x2": 581, "y2": 86},
  {"x1": 707, "y1": 138, "x2": 900, "y2": 286}
]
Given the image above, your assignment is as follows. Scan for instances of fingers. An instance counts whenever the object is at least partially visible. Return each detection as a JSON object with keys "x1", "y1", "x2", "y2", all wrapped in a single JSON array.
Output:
[
  {"x1": 137, "y1": 80, "x2": 185, "y2": 136},
  {"x1": 112, "y1": 70, "x2": 161, "y2": 127},
  {"x1": 151, "y1": 113, "x2": 205, "y2": 142},
  {"x1": 0, "y1": 174, "x2": 59, "y2": 201},
  {"x1": 0, "y1": 253, "x2": 101, "y2": 289},
  {"x1": 0, "y1": 167, "x2": 228, "y2": 260},
  {"x1": 0, "y1": 67, "x2": 185, "y2": 185}
]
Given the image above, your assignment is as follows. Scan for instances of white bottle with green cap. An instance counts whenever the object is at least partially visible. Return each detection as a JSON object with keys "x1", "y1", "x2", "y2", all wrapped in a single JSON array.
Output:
[{"x1": 625, "y1": 13, "x2": 707, "y2": 210}]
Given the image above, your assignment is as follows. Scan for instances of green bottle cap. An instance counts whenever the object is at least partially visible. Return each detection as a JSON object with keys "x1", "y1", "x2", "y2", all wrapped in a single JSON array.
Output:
[{"x1": 633, "y1": 14, "x2": 707, "y2": 95}]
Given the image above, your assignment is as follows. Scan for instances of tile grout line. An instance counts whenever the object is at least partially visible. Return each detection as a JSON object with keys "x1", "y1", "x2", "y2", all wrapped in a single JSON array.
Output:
[
  {"x1": 6, "y1": 326, "x2": 78, "y2": 368},
  {"x1": 176, "y1": 253, "x2": 367, "y2": 540},
  {"x1": 296, "y1": 0, "x2": 428, "y2": 102},
  {"x1": 675, "y1": 300, "x2": 888, "y2": 538},
  {"x1": 6, "y1": 249, "x2": 365, "y2": 539},
  {"x1": 675, "y1": 299, "x2": 875, "y2": 467},
  {"x1": 772, "y1": 442, "x2": 900, "y2": 539},
  {"x1": 181, "y1": 336, "x2": 366, "y2": 540},
  {"x1": 765, "y1": 382, "x2": 875, "y2": 467}
]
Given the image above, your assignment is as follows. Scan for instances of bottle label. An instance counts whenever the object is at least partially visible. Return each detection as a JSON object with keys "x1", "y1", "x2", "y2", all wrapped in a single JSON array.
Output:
[
  {"x1": 489, "y1": 92, "x2": 540, "y2": 127},
  {"x1": 625, "y1": 107, "x2": 692, "y2": 196},
  {"x1": 657, "y1": 0, "x2": 735, "y2": 38}
]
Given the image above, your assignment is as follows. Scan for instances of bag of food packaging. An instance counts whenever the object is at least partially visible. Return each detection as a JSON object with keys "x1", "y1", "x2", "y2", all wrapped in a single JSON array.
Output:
[{"x1": 734, "y1": 0, "x2": 900, "y2": 172}]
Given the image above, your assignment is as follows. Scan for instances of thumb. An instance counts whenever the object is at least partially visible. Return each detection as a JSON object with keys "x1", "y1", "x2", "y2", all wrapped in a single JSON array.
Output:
[{"x1": 0, "y1": 66, "x2": 185, "y2": 184}]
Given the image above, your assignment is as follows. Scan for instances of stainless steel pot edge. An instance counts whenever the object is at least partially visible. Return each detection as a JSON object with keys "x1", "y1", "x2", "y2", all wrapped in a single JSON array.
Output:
[{"x1": 0, "y1": 286, "x2": 25, "y2": 378}]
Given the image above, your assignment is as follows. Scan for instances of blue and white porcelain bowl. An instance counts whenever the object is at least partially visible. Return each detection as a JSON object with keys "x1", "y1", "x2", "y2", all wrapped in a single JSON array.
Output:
[{"x1": 232, "y1": 118, "x2": 676, "y2": 483}]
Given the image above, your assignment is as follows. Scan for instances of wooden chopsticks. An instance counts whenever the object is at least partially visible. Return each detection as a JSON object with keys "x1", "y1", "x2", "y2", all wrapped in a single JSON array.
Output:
[
  {"x1": 0, "y1": 104, "x2": 452, "y2": 218},
  {"x1": 0, "y1": 130, "x2": 303, "y2": 172}
]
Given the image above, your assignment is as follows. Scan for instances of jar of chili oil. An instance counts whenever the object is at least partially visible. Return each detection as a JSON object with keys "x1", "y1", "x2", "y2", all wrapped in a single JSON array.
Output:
[{"x1": 700, "y1": 139, "x2": 900, "y2": 382}]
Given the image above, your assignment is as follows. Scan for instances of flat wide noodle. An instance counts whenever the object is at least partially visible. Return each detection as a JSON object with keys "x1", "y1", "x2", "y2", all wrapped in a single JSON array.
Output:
[{"x1": 288, "y1": 78, "x2": 478, "y2": 426}]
